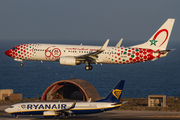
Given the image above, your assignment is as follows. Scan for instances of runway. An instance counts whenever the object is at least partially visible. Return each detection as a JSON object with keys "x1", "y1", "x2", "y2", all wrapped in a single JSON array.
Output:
[{"x1": 1, "y1": 108, "x2": 180, "y2": 120}]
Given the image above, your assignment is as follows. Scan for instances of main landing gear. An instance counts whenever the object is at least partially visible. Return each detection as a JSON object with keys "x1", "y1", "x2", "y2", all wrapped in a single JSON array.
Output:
[
  {"x1": 85, "y1": 63, "x2": 93, "y2": 71},
  {"x1": 62, "y1": 113, "x2": 68, "y2": 119}
]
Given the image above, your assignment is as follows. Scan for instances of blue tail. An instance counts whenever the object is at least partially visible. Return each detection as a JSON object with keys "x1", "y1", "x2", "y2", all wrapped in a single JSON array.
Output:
[{"x1": 96, "y1": 80, "x2": 125, "y2": 103}]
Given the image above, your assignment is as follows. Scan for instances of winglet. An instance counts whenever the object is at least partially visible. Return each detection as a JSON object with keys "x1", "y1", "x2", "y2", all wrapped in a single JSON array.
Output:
[
  {"x1": 116, "y1": 38, "x2": 123, "y2": 47},
  {"x1": 99, "y1": 39, "x2": 109, "y2": 51},
  {"x1": 69, "y1": 101, "x2": 77, "y2": 109},
  {"x1": 75, "y1": 39, "x2": 109, "y2": 61},
  {"x1": 87, "y1": 98, "x2": 91, "y2": 102}
]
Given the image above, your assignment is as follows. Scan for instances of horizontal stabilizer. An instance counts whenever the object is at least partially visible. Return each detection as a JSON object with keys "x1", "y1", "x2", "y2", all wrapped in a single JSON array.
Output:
[
  {"x1": 153, "y1": 49, "x2": 173, "y2": 54},
  {"x1": 111, "y1": 101, "x2": 128, "y2": 105},
  {"x1": 121, "y1": 101, "x2": 128, "y2": 105}
]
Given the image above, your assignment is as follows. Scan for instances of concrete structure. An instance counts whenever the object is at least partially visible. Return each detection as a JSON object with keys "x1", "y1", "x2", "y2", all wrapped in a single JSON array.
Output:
[
  {"x1": 41, "y1": 79, "x2": 100, "y2": 101},
  {"x1": 10, "y1": 94, "x2": 22, "y2": 100},
  {"x1": 0, "y1": 89, "x2": 13, "y2": 100},
  {"x1": 148, "y1": 95, "x2": 166, "y2": 107}
]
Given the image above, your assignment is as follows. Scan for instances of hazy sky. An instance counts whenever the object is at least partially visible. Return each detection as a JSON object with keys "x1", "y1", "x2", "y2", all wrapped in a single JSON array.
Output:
[{"x1": 0, "y1": 0, "x2": 179, "y2": 45}]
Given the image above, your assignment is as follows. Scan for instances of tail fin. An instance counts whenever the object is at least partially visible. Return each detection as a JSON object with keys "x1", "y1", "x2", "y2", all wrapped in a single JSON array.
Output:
[
  {"x1": 131, "y1": 18, "x2": 175, "y2": 50},
  {"x1": 96, "y1": 80, "x2": 125, "y2": 103}
]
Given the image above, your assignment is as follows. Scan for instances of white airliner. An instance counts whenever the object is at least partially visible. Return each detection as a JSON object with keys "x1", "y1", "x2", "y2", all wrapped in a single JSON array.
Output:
[
  {"x1": 5, "y1": 80, "x2": 126, "y2": 118},
  {"x1": 5, "y1": 18, "x2": 175, "y2": 70}
]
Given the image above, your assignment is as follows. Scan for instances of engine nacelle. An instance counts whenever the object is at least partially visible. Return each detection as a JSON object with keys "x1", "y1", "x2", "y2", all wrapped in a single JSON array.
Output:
[
  {"x1": 43, "y1": 111, "x2": 58, "y2": 117},
  {"x1": 59, "y1": 56, "x2": 81, "y2": 66}
]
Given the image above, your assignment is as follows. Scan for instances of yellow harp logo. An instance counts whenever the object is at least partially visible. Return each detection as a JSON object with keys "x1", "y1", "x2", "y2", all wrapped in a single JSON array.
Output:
[{"x1": 112, "y1": 89, "x2": 122, "y2": 100}]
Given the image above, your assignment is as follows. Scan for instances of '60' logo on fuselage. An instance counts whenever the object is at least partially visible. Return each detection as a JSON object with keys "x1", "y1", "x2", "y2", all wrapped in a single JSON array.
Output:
[{"x1": 45, "y1": 46, "x2": 61, "y2": 60}]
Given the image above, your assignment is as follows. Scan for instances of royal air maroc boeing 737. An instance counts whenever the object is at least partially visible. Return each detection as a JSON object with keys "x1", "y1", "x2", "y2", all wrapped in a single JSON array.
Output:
[
  {"x1": 5, "y1": 18, "x2": 175, "y2": 70},
  {"x1": 5, "y1": 80, "x2": 126, "y2": 118}
]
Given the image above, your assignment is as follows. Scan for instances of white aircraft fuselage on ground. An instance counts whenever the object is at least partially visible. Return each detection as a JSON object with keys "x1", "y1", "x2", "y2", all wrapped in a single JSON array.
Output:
[
  {"x1": 5, "y1": 18, "x2": 175, "y2": 70},
  {"x1": 5, "y1": 80, "x2": 126, "y2": 118}
]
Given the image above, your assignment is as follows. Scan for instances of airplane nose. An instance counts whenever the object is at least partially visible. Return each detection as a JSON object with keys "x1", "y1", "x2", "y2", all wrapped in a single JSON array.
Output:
[
  {"x1": 5, "y1": 50, "x2": 12, "y2": 57},
  {"x1": 4, "y1": 108, "x2": 9, "y2": 113}
]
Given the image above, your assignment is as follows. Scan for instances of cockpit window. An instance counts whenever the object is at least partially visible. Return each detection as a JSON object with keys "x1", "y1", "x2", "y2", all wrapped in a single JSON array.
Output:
[
  {"x1": 9, "y1": 106, "x2": 14, "y2": 108},
  {"x1": 12, "y1": 47, "x2": 18, "y2": 50}
]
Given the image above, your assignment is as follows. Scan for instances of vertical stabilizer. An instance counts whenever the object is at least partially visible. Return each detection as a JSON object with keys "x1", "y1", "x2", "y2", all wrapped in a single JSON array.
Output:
[
  {"x1": 96, "y1": 80, "x2": 125, "y2": 103},
  {"x1": 131, "y1": 18, "x2": 175, "y2": 50}
]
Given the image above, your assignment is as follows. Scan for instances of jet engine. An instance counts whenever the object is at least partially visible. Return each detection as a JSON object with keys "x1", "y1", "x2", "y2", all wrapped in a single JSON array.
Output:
[
  {"x1": 59, "y1": 56, "x2": 81, "y2": 66},
  {"x1": 43, "y1": 111, "x2": 58, "y2": 117}
]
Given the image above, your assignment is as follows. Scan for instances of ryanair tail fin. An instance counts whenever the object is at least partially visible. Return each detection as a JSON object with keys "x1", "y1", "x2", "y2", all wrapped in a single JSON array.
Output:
[
  {"x1": 131, "y1": 18, "x2": 175, "y2": 50},
  {"x1": 96, "y1": 80, "x2": 125, "y2": 103}
]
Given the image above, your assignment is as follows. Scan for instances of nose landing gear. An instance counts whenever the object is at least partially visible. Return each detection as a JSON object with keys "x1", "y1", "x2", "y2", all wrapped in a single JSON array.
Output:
[{"x1": 20, "y1": 61, "x2": 24, "y2": 67}]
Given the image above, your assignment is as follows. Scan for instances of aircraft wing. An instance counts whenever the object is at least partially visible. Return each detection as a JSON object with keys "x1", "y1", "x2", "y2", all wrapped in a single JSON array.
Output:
[
  {"x1": 76, "y1": 39, "x2": 109, "y2": 63},
  {"x1": 56, "y1": 101, "x2": 77, "y2": 113},
  {"x1": 43, "y1": 101, "x2": 77, "y2": 117}
]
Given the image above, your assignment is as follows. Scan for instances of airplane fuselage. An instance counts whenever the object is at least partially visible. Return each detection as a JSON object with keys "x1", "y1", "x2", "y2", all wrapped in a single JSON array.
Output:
[
  {"x1": 5, "y1": 80, "x2": 126, "y2": 118},
  {"x1": 5, "y1": 19, "x2": 175, "y2": 70},
  {"x1": 5, "y1": 43, "x2": 166, "y2": 65},
  {"x1": 5, "y1": 101, "x2": 121, "y2": 116}
]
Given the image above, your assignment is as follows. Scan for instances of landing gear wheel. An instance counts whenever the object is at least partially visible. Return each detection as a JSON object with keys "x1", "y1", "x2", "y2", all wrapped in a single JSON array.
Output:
[
  {"x1": 16, "y1": 115, "x2": 19, "y2": 118},
  {"x1": 89, "y1": 65, "x2": 93, "y2": 70},
  {"x1": 62, "y1": 116, "x2": 68, "y2": 119},
  {"x1": 85, "y1": 65, "x2": 93, "y2": 71},
  {"x1": 20, "y1": 63, "x2": 24, "y2": 67},
  {"x1": 85, "y1": 62, "x2": 93, "y2": 71},
  {"x1": 85, "y1": 66, "x2": 90, "y2": 71},
  {"x1": 62, "y1": 113, "x2": 68, "y2": 119}
]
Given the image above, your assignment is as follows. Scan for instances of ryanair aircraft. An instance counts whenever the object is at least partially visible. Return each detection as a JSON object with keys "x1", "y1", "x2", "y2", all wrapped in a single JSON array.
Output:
[{"x1": 5, "y1": 80, "x2": 126, "y2": 118}]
